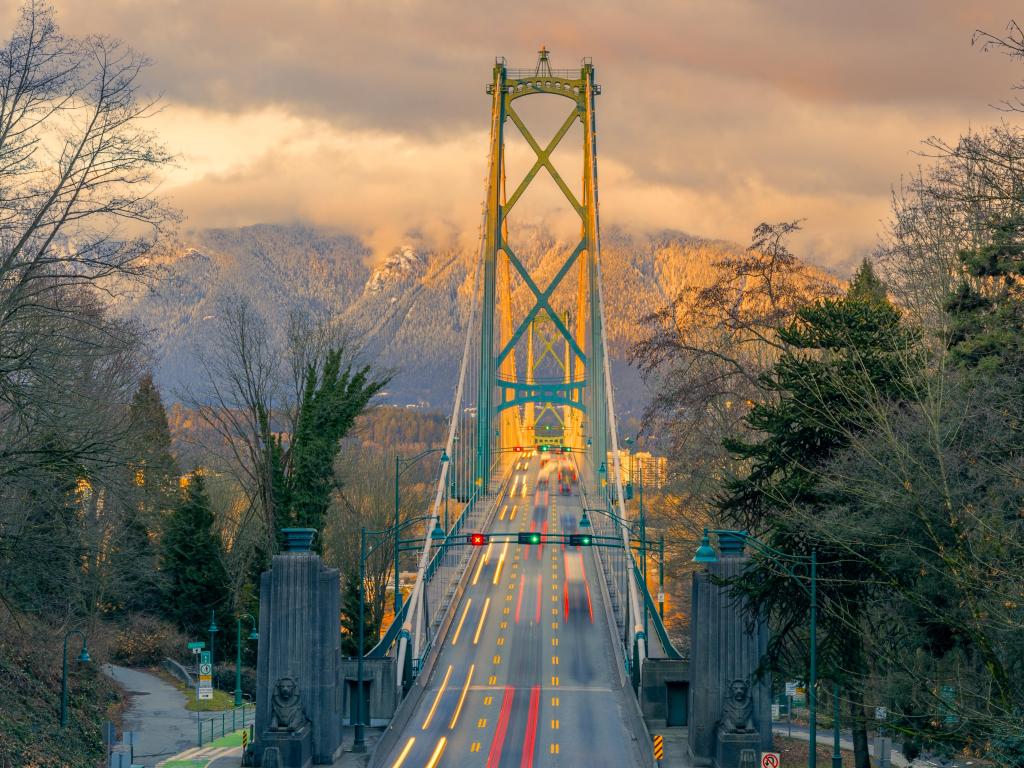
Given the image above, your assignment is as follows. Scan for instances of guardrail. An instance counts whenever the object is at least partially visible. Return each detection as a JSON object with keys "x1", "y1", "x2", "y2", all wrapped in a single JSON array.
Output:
[{"x1": 196, "y1": 704, "x2": 255, "y2": 747}]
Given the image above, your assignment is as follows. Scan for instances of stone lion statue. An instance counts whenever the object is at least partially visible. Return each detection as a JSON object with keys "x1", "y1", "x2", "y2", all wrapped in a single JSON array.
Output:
[
  {"x1": 270, "y1": 676, "x2": 309, "y2": 732},
  {"x1": 720, "y1": 678, "x2": 755, "y2": 733}
]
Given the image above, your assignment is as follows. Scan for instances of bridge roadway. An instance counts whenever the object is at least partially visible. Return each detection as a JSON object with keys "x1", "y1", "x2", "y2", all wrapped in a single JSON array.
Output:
[{"x1": 378, "y1": 454, "x2": 645, "y2": 767}]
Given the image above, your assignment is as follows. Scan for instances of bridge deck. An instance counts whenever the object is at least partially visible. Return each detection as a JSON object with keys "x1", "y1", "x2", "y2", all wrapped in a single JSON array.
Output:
[{"x1": 375, "y1": 455, "x2": 646, "y2": 767}]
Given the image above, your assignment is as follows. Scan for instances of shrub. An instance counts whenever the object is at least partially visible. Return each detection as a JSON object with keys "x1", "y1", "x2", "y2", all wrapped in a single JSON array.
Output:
[{"x1": 112, "y1": 614, "x2": 187, "y2": 666}]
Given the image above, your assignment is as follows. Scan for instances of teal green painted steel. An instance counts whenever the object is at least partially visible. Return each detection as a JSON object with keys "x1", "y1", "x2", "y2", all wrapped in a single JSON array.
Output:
[
  {"x1": 477, "y1": 61, "x2": 507, "y2": 489},
  {"x1": 477, "y1": 52, "x2": 605, "y2": 480}
]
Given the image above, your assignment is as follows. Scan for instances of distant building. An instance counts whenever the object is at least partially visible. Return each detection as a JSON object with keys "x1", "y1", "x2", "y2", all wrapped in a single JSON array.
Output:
[{"x1": 606, "y1": 450, "x2": 668, "y2": 489}]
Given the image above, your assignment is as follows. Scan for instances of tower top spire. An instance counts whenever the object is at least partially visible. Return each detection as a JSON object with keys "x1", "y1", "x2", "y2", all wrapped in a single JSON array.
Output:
[{"x1": 534, "y1": 45, "x2": 553, "y2": 77}]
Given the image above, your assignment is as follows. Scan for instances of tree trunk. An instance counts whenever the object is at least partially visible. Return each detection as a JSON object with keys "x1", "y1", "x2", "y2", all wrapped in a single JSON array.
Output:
[{"x1": 850, "y1": 692, "x2": 871, "y2": 768}]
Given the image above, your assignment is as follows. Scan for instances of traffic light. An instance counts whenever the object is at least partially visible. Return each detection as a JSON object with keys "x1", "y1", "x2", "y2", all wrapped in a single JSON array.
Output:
[
  {"x1": 517, "y1": 531, "x2": 541, "y2": 545},
  {"x1": 539, "y1": 445, "x2": 549, "y2": 452},
  {"x1": 468, "y1": 533, "x2": 488, "y2": 546},
  {"x1": 568, "y1": 534, "x2": 592, "y2": 547},
  {"x1": 513, "y1": 446, "x2": 523, "y2": 452}
]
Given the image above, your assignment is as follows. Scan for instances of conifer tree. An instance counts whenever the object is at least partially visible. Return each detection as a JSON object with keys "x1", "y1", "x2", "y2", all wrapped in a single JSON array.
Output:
[
  {"x1": 286, "y1": 350, "x2": 389, "y2": 541},
  {"x1": 718, "y1": 264, "x2": 915, "y2": 768},
  {"x1": 161, "y1": 473, "x2": 230, "y2": 635}
]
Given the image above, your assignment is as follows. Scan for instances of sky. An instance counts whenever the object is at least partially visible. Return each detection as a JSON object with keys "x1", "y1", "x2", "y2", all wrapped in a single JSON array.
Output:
[{"x1": 19, "y1": 0, "x2": 1024, "y2": 273}]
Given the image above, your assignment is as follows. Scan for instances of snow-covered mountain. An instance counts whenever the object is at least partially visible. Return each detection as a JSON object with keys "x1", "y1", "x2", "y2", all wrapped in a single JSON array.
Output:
[{"x1": 118, "y1": 223, "x2": 755, "y2": 414}]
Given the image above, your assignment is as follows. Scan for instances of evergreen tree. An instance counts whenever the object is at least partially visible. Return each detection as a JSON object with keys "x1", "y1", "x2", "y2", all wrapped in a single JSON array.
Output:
[
  {"x1": 286, "y1": 351, "x2": 389, "y2": 541},
  {"x1": 718, "y1": 266, "x2": 915, "y2": 768},
  {"x1": 945, "y1": 215, "x2": 1024, "y2": 372},
  {"x1": 161, "y1": 473, "x2": 230, "y2": 635},
  {"x1": 113, "y1": 374, "x2": 180, "y2": 613}
]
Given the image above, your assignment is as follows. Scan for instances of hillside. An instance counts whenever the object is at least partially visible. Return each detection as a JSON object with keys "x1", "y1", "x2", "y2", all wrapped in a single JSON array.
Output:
[{"x1": 119, "y1": 223, "x2": 766, "y2": 415}]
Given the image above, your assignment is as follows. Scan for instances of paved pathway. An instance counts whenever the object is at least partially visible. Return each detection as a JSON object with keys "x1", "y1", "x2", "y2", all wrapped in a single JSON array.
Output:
[{"x1": 104, "y1": 664, "x2": 198, "y2": 767}]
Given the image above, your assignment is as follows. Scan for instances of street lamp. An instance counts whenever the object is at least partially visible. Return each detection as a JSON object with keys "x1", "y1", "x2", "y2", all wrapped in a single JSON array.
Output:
[
  {"x1": 208, "y1": 610, "x2": 219, "y2": 669},
  {"x1": 580, "y1": 503, "x2": 652, "y2": 639},
  {"x1": 60, "y1": 629, "x2": 91, "y2": 727},
  {"x1": 234, "y1": 614, "x2": 259, "y2": 706},
  {"x1": 693, "y1": 528, "x2": 819, "y2": 768},
  {"x1": 354, "y1": 515, "x2": 446, "y2": 752},
  {"x1": 394, "y1": 448, "x2": 450, "y2": 616}
]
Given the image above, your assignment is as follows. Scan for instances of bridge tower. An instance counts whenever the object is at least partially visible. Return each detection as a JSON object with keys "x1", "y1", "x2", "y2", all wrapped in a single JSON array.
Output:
[{"x1": 476, "y1": 47, "x2": 607, "y2": 488}]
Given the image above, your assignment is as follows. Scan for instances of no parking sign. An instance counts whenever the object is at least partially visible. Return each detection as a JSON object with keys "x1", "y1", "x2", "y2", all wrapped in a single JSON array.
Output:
[{"x1": 761, "y1": 753, "x2": 781, "y2": 768}]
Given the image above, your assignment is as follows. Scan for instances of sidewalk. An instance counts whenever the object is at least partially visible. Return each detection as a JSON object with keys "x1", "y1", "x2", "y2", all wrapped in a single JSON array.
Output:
[
  {"x1": 774, "y1": 722, "x2": 942, "y2": 767},
  {"x1": 104, "y1": 664, "x2": 198, "y2": 768}
]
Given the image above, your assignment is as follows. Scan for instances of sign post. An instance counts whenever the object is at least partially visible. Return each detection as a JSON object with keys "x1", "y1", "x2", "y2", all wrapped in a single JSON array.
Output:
[{"x1": 198, "y1": 650, "x2": 213, "y2": 701}]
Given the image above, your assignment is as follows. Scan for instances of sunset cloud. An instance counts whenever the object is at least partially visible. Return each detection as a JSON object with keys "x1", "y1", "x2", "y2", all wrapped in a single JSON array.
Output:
[{"x1": 24, "y1": 0, "x2": 1024, "y2": 271}]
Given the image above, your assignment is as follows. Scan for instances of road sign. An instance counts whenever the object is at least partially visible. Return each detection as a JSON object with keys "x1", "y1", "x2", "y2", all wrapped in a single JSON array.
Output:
[
  {"x1": 187, "y1": 641, "x2": 205, "y2": 650},
  {"x1": 653, "y1": 734, "x2": 664, "y2": 761},
  {"x1": 198, "y1": 689, "x2": 213, "y2": 700},
  {"x1": 785, "y1": 681, "x2": 798, "y2": 697},
  {"x1": 771, "y1": 703, "x2": 780, "y2": 719},
  {"x1": 875, "y1": 706, "x2": 888, "y2": 721},
  {"x1": 199, "y1": 663, "x2": 212, "y2": 676},
  {"x1": 656, "y1": 591, "x2": 665, "y2": 603},
  {"x1": 761, "y1": 752, "x2": 781, "y2": 768}
]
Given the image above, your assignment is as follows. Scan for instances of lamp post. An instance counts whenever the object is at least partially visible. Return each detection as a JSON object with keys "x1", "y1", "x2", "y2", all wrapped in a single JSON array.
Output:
[
  {"x1": 234, "y1": 614, "x2": 259, "y2": 706},
  {"x1": 832, "y1": 682, "x2": 842, "y2": 768},
  {"x1": 393, "y1": 448, "x2": 449, "y2": 616},
  {"x1": 658, "y1": 534, "x2": 665, "y2": 620},
  {"x1": 693, "y1": 528, "x2": 819, "y2": 768},
  {"x1": 354, "y1": 515, "x2": 446, "y2": 753},
  {"x1": 60, "y1": 629, "x2": 91, "y2": 727},
  {"x1": 208, "y1": 610, "x2": 219, "y2": 670}
]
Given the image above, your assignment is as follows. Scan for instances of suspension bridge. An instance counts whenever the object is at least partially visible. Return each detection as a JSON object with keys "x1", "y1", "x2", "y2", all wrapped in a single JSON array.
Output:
[{"x1": 350, "y1": 49, "x2": 685, "y2": 768}]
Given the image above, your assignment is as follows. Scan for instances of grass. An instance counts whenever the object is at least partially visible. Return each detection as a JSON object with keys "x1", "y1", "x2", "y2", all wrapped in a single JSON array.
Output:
[{"x1": 152, "y1": 667, "x2": 240, "y2": 711}]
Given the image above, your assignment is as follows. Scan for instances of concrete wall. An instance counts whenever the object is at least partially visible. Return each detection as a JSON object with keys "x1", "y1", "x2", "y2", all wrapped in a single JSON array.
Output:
[
  {"x1": 640, "y1": 658, "x2": 690, "y2": 726},
  {"x1": 339, "y1": 657, "x2": 400, "y2": 727}
]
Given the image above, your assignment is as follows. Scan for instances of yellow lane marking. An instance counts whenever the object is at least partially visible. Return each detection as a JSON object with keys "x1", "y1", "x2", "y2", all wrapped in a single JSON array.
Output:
[
  {"x1": 451, "y1": 599, "x2": 472, "y2": 645},
  {"x1": 390, "y1": 736, "x2": 415, "y2": 768},
  {"x1": 552, "y1": 656, "x2": 559, "y2": 665},
  {"x1": 552, "y1": 719, "x2": 560, "y2": 729},
  {"x1": 488, "y1": 675, "x2": 497, "y2": 685},
  {"x1": 551, "y1": 676, "x2": 559, "y2": 686},
  {"x1": 471, "y1": 543, "x2": 492, "y2": 586},
  {"x1": 493, "y1": 541, "x2": 509, "y2": 585},
  {"x1": 500, "y1": 621, "x2": 508, "y2": 629},
  {"x1": 552, "y1": 622, "x2": 558, "y2": 629},
  {"x1": 551, "y1": 595, "x2": 557, "y2": 603},
  {"x1": 503, "y1": 607, "x2": 510, "y2": 615},
  {"x1": 477, "y1": 718, "x2": 487, "y2": 728},
  {"x1": 471, "y1": 742, "x2": 481, "y2": 753},
  {"x1": 551, "y1": 696, "x2": 559, "y2": 706},
  {"x1": 552, "y1": 637, "x2": 559, "y2": 646},
  {"x1": 551, "y1": 608, "x2": 557, "y2": 615},
  {"x1": 550, "y1": 743, "x2": 560, "y2": 754},
  {"x1": 448, "y1": 664, "x2": 474, "y2": 729},
  {"x1": 425, "y1": 736, "x2": 447, "y2": 768},
  {"x1": 483, "y1": 696, "x2": 493, "y2": 705},
  {"x1": 506, "y1": 594, "x2": 514, "y2": 602},
  {"x1": 499, "y1": 504, "x2": 508, "y2": 520},
  {"x1": 493, "y1": 655, "x2": 501, "y2": 664},
  {"x1": 510, "y1": 504, "x2": 518, "y2": 520},
  {"x1": 473, "y1": 598, "x2": 491, "y2": 645},
  {"x1": 497, "y1": 637, "x2": 505, "y2": 646},
  {"x1": 422, "y1": 665, "x2": 453, "y2": 730}
]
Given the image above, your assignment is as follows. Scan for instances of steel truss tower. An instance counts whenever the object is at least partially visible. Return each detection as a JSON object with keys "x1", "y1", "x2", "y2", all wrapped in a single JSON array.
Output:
[{"x1": 476, "y1": 48, "x2": 607, "y2": 489}]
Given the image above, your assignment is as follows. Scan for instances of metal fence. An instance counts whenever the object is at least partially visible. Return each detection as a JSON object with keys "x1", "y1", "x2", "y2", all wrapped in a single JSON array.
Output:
[{"x1": 197, "y1": 704, "x2": 255, "y2": 747}]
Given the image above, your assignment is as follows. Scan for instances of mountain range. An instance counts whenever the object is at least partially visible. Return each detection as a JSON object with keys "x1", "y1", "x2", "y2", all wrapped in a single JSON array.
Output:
[{"x1": 118, "y1": 223, "x2": 756, "y2": 416}]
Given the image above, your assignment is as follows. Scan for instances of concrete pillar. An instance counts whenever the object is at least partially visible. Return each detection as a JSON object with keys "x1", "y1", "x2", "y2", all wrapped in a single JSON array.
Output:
[
  {"x1": 253, "y1": 529, "x2": 342, "y2": 766},
  {"x1": 688, "y1": 540, "x2": 772, "y2": 766}
]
